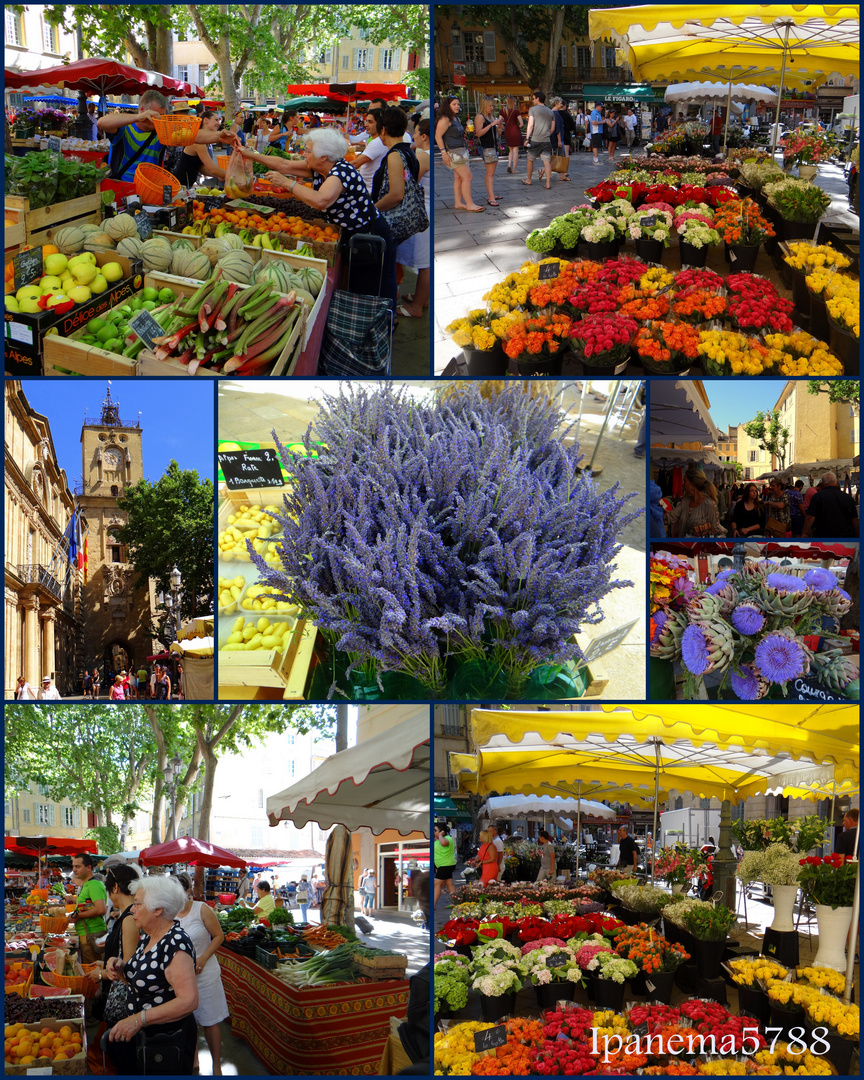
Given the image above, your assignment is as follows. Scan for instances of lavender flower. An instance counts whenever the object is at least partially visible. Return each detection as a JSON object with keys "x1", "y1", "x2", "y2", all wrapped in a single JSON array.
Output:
[
  {"x1": 804, "y1": 568, "x2": 839, "y2": 592},
  {"x1": 731, "y1": 602, "x2": 765, "y2": 635},
  {"x1": 651, "y1": 609, "x2": 667, "y2": 644},
  {"x1": 765, "y1": 573, "x2": 806, "y2": 593},
  {"x1": 730, "y1": 664, "x2": 767, "y2": 701},
  {"x1": 681, "y1": 624, "x2": 709, "y2": 675},
  {"x1": 754, "y1": 632, "x2": 808, "y2": 683}
]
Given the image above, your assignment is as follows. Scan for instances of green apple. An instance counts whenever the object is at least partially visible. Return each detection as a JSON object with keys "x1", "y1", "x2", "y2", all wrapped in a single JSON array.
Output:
[
  {"x1": 39, "y1": 275, "x2": 63, "y2": 292},
  {"x1": 142, "y1": 287, "x2": 159, "y2": 302},
  {"x1": 45, "y1": 293, "x2": 72, "y2": 309},
  {"x1": 96, "y1": 325, "x2": 115, "y2": 343},
  {"x1": 44, "y1": 253, "x2": 69, "y2": 276},
  {"x1": 16, "y1": 285, "x2": 43, "y2": 303},
  {"x1": 5, "y1": 296, "x2": 20, "y2": 312},
  {"x1": 101, "y1": 261, "x2": 124, "y2": 283},
  {"x1": 18, "y1": 297, "x2": 43, "y2": 313},
  {"x1": 158, "y1": 288, "x2": 176, "y2": 304},
  {"x1": 71, "y1": 261, "x2": 98, "y2": 286},
  {"x1": 90, "y1": 274, "x2": 108, "y2": 294},
  {"x1": 68, "y1": 286, "x2": 92, "y2": 304}
]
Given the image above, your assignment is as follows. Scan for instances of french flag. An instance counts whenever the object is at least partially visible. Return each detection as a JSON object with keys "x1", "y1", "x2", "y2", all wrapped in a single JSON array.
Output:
[{"x1": 64, "y1": 509, "x2": 84, "y2": 570}]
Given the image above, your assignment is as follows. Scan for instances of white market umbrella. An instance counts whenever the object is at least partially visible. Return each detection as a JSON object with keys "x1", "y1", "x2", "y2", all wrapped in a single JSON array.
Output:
[
  {"x1": 666, "y1": 81, "x2": 779, "y2": 146},
  {"x1": 266, "y1": 710, "x2": 429, "y2": 836},
  {"x1": 651, "y1": 380, "x2": 720, "y2": 444}
]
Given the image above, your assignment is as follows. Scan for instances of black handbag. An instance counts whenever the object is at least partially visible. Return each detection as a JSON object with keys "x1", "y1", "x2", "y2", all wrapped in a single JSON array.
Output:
[
  {"x1": 372, "y1": 145, "x2": 429, "y2": 246},
  {"x1": 135, "y1": 1025, "x2": 187, "y2": 1075}
]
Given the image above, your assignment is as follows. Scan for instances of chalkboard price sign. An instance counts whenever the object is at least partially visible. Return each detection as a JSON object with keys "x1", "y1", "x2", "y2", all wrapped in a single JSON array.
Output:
[
  {"x1": 792, "y1": 675, "x2": 847, "y2": 702},
  {"x1": 47, "y1": 137, "x2": 61, "y2": 152},
  {"x1": 13, "y1": 247, "x2": 44, "y2": 290},
  {"x1": 162, "y1": 184, "x2": 173, "y2": 206},
  {"x1": 538, "y1": 260, "x2": 560, "y2": 280},
  {"x1": 581, "y1": 618, "x2": 639, "y2": 664},
  {"x1": 218, "y1": 448, "x2": 285, "y2": 490},
  {"x1": 546, "y1": 952, "x2": 569, "y2": 969},
  {"x1": 128, "y1": 309, "x2": 165, "y2": 350},
  {"x1": 136, "y1": 213, "x2": 154, "y2": 240},
  {"x1": 473, "y1": 1026, "x2": 507, "y2": 1053},
  {"x1": 641, "y1": 214, "x2": 658, "y2": 228}
]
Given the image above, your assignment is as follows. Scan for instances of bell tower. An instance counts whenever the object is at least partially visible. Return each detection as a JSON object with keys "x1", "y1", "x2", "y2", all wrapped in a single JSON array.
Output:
[{"x1": 79, "y1": 384, "x2": 149, "y2": 681}]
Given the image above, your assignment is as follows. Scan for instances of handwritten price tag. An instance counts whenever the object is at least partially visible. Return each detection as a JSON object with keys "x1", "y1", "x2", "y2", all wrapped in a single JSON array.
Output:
[
  {"x1": 538, "y1": 260, "x2": 560, "y2": 280},
  {"x1": 474, "y1": 1025, "x2": 507, "y2": 1052},
  {"x1": 218, "y1": 448, "x2": 284, "y2": 489}
]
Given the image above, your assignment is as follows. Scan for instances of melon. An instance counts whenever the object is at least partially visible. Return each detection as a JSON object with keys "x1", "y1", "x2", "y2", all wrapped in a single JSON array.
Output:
[
  {"x1": 220, "y1": 233, "x2": 245, "y2": 251},
  {"x1": 171, "y1": 249, "x2": 211, "y2": 281},
  {"x1": 216, "y1": 251, "x2": 255, "y2": 285},
  {"x1": 102, "y1": 215, "x2": 139, "y2": 242},
  {"x1": 293, "y1": 266, "x2": 324, "y2": 297},
  {"x1": 140, "y1": 238, "x2": 173, "y2": 273},
  {"x1": 200, "y1": 238, "x2": 232, "y2": 266},
  {"x1": 171, "y1": 238, "x2": 195, "y2": 252},
  {"x1": 78, "y1": 223, "x2": 105, "y2": 237},
  {"x1": 252, "y1": 261, "x2": 295, "y2": 294},
  {"x1": 53, "y1": 226, "x2": 86, "y2": 255},
  {"x1": 116, "y1": 237, "x2": 144, "y2": 261},
  {"x1": 82, "y1": 232, "x2": 116, "y2": 249}
]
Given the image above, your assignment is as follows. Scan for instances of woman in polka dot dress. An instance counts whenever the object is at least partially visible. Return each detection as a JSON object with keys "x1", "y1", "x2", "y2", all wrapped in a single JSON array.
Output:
[
  {"x1": 104, "y1": 876, "x2": 199, "y2": 1075},
  {"x1": 238, "y1": 126, "x2": 398, "y2": 313}
]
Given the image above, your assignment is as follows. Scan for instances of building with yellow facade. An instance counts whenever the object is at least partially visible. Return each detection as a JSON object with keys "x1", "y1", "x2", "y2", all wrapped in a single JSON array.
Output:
[
  {"x1": 736, "y1": 423, "x2": 775, "y2": 482},
  {"x1": 4, "y1": 780, "x2": 89, "y2": 840},
  {"x1": 716, "y1": 425, "x2": 738, "y2": 465},
  {"x1": 4, "y1": 382, "x2": 82, "y2": 698},
  {"x1": 773, "y1": 381, "x2": 859, "y2": 468}
]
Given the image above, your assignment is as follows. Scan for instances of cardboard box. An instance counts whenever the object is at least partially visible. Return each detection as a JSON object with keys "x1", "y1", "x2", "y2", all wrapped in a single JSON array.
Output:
[
  {"x1": 5, "y1": 250, "x2": 143, "y2": 375},
  {"x1": 376, "y1": 1031, "x2": 413, "y2": 1075},
  {"x1": 3, "y1": 1017, "x2": 87, "y2": 1076}
]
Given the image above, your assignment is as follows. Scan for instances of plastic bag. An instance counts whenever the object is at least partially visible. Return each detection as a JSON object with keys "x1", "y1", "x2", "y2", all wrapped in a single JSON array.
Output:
[{"x1": 224, "y1": 149, "x2": 254, "y2": 199}]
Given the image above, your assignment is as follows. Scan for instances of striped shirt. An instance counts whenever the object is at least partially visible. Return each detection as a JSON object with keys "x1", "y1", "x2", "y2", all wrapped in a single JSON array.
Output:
[{"x1": 109, "y1": 123, "x2": 164, "y2": 181}]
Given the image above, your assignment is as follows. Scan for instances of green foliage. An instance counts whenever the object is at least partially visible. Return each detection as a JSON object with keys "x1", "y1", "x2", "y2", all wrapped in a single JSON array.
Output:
[
  {"x1": 741, "y1": 410, "x2": 790, "y2": 469},
  {"x1": 807, "y1": 380, "x2": 859, "y2": 408},
  {"x1": 732, "y1": 815, "x2": 827, "y2": 854},
  {"x1": 113, "y1": 461, "x2": 213, "y2": 626},
  {"x1": 681, "y1": 903, "x2": 737, "y2": 941},
  {"x1": 86, "y1": 824, "x2": 120, "y2": 854}
]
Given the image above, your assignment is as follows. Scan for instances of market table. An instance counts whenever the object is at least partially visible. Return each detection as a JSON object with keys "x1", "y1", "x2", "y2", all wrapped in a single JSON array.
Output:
[{"x1": 217, "y1": 946, "x2": 409, "y2": 1075}]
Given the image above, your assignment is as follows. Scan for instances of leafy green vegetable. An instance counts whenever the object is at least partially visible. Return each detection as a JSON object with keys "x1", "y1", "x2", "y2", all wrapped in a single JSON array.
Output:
[
  {"x1": 268, "y1": 907, "x2": 295, "y2": 927},
  {"x1": 326, "y1": 923, "x2": 356, "y2": 941}
]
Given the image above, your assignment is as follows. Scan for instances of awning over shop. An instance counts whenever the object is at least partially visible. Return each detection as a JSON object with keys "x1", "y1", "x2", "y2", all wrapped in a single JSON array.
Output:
[
  {"x1": 434, "y1": 795, "x2": 471, "y2": 821},
  {"x1": 583, "y1": 84, "x2": 666, "y2": 103},
  {"x1": 650, "y1": 446, "x2": 724, "y2": 469},
  {"x1": 665, "y1": 80, "x2": 779, "y2": 105},
  {"x1": 651, "y1": 380, "x2": 720, "y2": 444},
  {"x1": 266, "y1": 711, "x2": 429, "y2": 836}
]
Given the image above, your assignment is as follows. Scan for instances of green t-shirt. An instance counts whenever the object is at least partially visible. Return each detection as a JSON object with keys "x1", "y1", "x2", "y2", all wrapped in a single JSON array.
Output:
[
  {"x1": 434, "y1": 835, "x2": 456, "y2": 867},
  {"x1": 74, "y1": 877, "x2": 108, "y2": 937},
  {"x1": 137, "y1": 669, "x2": 148, "y2": 683},
  {"x1": 255, "y1": 892, "x2": 276, "y2": 917}
]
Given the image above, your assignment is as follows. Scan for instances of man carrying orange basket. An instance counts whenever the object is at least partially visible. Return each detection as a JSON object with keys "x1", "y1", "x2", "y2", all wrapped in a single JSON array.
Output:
[
  {"x1": 64, "y1": 853, "x2": 109, "y2": 965},
  {"x1": 98, "y1": 91, "x2": 239, "y2": 183}
]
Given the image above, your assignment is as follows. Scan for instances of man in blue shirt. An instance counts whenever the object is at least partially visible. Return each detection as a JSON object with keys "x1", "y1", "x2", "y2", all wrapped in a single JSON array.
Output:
[
  {"x1": 97, "y1": 89, "x2": 237, "y2": 182},
  {"x1": 589, "y1": 103, "x2": 604, "y2": 164}
]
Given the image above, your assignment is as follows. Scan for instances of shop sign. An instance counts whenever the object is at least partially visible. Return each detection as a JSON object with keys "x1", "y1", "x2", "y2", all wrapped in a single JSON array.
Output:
[
  {"x1": 218, "y1": 448, "x2": 284, "y2": 489},
  {"x1": 12, "y1": 247, "x2": 43, "y2": 290},
  {"x1": 582, "y1": 618, "x2": 639, "y2": 663},
  {"x1": 791, "y1": 675, "x2": 847, "y2": 702},
  {"x1": 454, "y1": 63, "x2": 466, "y2": 87}
]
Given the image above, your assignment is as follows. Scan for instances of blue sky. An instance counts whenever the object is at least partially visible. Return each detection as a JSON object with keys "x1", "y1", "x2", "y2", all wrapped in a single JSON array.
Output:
[
  {"x1": 20, "y1": 379, "x2": 215, "y2": 488},
  {"x1": 699, "y1": 380, "x2": 789, "y2": 433}
]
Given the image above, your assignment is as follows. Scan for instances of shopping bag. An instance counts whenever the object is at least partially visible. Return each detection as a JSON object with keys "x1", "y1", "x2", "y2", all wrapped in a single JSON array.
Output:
[
  {"x1": 224, "y1": 149, "x2": 254, "y2": 199},
  {"x1": 550, "y1": 153, "x2": 569, "y2": 175}
]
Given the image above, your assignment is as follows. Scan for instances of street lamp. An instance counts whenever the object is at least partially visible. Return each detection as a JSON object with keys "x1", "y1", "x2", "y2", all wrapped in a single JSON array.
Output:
[
  {"x1": 162, "y1": 752, "x2": 183, "y2": 842},
  {"x1": 169, "y1": 566, "x2": 182, "y2": 635}
]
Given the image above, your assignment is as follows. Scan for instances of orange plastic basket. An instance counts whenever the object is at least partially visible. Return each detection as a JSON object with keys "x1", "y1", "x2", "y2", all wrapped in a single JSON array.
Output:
[
  {"x1": 39, "y1": 914, "x2": 70, "y2": 934},
  {"x1": 217, "y1": 155, "x2": 231, "y2": 169},
  {"x1": 42, "y1": 970, "x2": 100, "y2": 999},
  {"x1": 151, "y1": 113, "x2": 202, "y2": 146},
  {"x1": 134, "y1": 163, "x2": 182, "y2": 205}
]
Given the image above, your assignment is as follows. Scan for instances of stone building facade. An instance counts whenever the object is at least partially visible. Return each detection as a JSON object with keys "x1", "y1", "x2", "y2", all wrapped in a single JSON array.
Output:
[
  {"x1": 77, "y1": 387, "x2": 151, "y2": 681},
  {"x1": 4, "y1": 381, "x2": 81, "y2": 697}
]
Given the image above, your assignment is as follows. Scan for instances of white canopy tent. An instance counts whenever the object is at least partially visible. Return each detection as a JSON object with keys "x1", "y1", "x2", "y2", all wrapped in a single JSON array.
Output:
[{"x1": 651, "y1": 380, "x2": 720, "y2": 444}]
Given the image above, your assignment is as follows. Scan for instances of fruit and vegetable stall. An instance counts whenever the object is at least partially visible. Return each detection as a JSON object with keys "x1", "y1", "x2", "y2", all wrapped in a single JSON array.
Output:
[
  {"x1": 5, "y1": 155, "x2": 338, "y2": 377},
  {"x1": 216, "y1": 907, "x2": 410, "y2": 1075}
]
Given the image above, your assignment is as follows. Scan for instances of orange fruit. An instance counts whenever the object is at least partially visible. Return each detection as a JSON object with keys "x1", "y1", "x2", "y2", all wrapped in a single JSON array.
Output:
[{"x1": 19, "y1": 1055, "x2": 36, "y2": 1065}]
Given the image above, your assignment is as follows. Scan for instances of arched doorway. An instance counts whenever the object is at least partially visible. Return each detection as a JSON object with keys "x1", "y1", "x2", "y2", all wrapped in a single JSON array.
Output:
[{"x1": 104, "y1": 640, "x2": 133, "y2": 683}]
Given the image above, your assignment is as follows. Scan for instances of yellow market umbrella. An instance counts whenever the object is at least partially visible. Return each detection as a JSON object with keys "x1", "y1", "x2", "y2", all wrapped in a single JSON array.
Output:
[{"x1": 589, "y1": 6, "x2": 859, "y2": 147}]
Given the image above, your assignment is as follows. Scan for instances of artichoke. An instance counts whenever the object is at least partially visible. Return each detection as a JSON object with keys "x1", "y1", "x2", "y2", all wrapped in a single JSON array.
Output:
[
  {"x1": 650, "y1": 607, "x2": 688, "y2": 661},
  {"x1": 810, "y1": 587, "x2": 853, "y2": 618},
  {"x1": 696, "y1": 618, "x2": 735, "y2": 674},
  {"x1": 687, "y1": 592, "x2": 723, "y2": 623},
  {"x1": 715, "y1": 581, "x2": 739, "y2": 618},
  {"x1": 757, "y1": 581, "x2": 813, "y2": 619},
  {"x1": 810, "y1": 650, "x2": 859, "y2": 693}
]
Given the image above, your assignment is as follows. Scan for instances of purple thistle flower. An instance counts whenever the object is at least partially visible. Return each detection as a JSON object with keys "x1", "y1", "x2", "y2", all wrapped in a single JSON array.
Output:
[
  {"x1": 731, "y1": 664, "x2": 764, "y2": 701},
  {"x1": 731, "y1": 602, "x2": 765, "y2": 635},
  {"x1": 681, "y1": 624, "x2": 710, "y2": 675},
  {"x1": 754, "y1": 633, "x2": 807, "y2": 683},
  {"x1": 804, "y1": 567, "x2": 839, "y2": 591},
  {"x1": 651, "y1": 609, "x2": 667, "y2": 644},
  {"x1": 837, "y1": 588, "x2": 852, "y2": 601},
  {"x1": 765, "y1": 573, "x2": 806, "y2": 593}
]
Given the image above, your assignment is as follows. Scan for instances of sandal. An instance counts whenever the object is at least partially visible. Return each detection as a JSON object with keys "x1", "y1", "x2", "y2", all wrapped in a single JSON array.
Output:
[
  {"x1": 486, "y1": 200, "x2": 499, "y2": 206},
  {"x1": 506, "y1": 166, "x2": 512, "y2": 173},
  {"x1": 559, "y1": 175, "x2": 572, "y2": 181},
  {"x1": 521, "y1": 179, "x2": 532, "y2": 185}
]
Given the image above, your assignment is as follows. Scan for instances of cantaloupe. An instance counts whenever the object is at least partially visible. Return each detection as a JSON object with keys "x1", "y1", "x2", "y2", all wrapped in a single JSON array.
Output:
[
  {"x1": 53, "y1": 226, "x2": 86, "y2": 255},
  {"x1": 102, "y1": 215, "x2": 139, "y2": 242},
  {"x1": 252, "y1": 261, "x2": 294, "y2": 294},
  {"x1": 78, "y1": 223, "x2": 105, "y2": 237},
  {"x1": 293, "y1": 266, "x2": 324, "y2": 297},
  {"x1": 200, "y1": 238, "x2": 232, "y2": 266},
  {"x1": 140, "y1": 238, "x2": 173, "y2": 272},
  {"x1": 220, "y1": 234, "x2": 245, "y2": 251},
  {"x1": 171, "y1": 249, "x2": 211, "y2": 281},
  {"x1": 116, "y1": 237, "x2": 144, "y2": 261},
  {"x1": 215, "y1": 251, "x2": 255, "y2": 285},
  {"x1": 171, "y1": 238, "x2": 195, "y2": 252}
]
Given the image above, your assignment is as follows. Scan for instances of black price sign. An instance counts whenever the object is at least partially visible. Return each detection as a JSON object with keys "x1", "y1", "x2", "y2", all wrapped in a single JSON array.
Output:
[
  {"x1": 641, "y1": 214, "x2": 658, "y2": 228},
  {"x1": 473, "y1": 1025, "x2": 507, "y2": 1053},
  {"x1": 632, "y1": 1023, "x2": 650, "y2": 1038},
  {"x1": 128, "y1": 309, "x2": 165, "y2": 351},
  {"x1": 162, "y1": 184, "x2": 173, "y2": 205},
  {"x1": 218, "y1": 448, "x2": 284, "y2": 490},
  {"x1": 792, "y1": 675, "x2": 847, "y2": 702},
  {"x1": 47, "y1": 136, "x2": 61, "y2": 152},
  {"x1": 13, "y1": 247, "x2": 44, "y2": 289},
  {"x1": 546, "y1": 953, "x2": 569, "y2": 969},
  {"x1": 538, "y1": 260, "x2": 560, "y2": 280},
  {"x1": 136, "y1": 213, "x2": 154, "y2": 240}
]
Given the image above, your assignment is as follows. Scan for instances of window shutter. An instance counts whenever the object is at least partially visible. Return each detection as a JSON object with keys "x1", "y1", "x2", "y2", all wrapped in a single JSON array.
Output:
[
  {"x1": 572, "y1": 43, "x2": 578, "y2": 66},
  {"x1": 483, "y1": 31, "x2": 497, "y2": 63},
  {"x1": 49, "y1": 803, "x2": 56, "y2": 826},
  {"x1": 342, "y1": 54, "x2": 349, "y2": 69},
  {"x1": 560, "y1": 45, "x2": 567, "y2": 66},
  {"x1": 393, "y1": 48, "x2": 401, "y2": 69},
  {"x1": 73, "y1": 808, "x2": 80, "y2": 827},
  {"x1": 34, "y1": 802, "x2": 39, "y2": 824},
  {"x1": 353, "y1": 48, "x2": 359, "y2": 69},
  {"x1": 451, "y1": 28, "x2": 463, "y2": 63},
  {"x1": 378, "y1": 47, "x2": 385, "y2": 69}
]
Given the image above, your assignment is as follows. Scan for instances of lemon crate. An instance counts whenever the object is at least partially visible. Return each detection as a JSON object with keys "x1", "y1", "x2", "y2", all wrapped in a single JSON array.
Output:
[{"x1": 4, "y1": 194, "x2": 102, "y2": 256}]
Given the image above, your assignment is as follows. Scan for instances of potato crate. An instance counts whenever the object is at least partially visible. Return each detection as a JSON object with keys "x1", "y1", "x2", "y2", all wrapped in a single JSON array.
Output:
[
  {"x1": 4, "y1": 193, "x2": 103, "y2": 255},
  {"x1": 217, "y1": 615, "x2": 317, "y2": 696},
  {"x1": 353, "y1": 954, "x2": 409, "y2": 981},
  {"x1": 3, "y1": 1016, "x2": 87, "y2": 1076}
]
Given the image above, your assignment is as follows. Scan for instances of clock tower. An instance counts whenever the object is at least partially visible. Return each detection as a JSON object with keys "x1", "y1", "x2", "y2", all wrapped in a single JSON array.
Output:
[{"x1": 79, "y1": 385, "x2": 150, "y2": 682}]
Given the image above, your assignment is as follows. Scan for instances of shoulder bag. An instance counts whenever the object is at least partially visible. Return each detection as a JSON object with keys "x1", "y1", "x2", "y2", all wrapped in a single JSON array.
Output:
[
  {"x1": 107, "y1": 129, "x2": 161, "y2": 181},
  {"x1": 374, "y1": 145, "x2": 429, "y2": 245}
]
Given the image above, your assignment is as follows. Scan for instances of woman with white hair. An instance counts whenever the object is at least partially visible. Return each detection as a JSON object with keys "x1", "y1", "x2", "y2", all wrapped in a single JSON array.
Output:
[
  {"x1": 104, "y1": 875, "x2": 198, "y2": 1075},
  {"x1": 239, "y1": 126, "x2": 398, "y2": 310}
]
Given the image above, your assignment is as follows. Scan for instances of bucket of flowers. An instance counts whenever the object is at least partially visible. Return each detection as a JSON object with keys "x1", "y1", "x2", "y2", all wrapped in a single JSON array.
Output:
[
  {"x1": 823, "y1": 275, "x2": 860, "y2": 375},
  {"x1": 520, "y1": 942, "x2": 583, "y2": 1008},
  {"x1": 593, "y1": 952, "x2": 638, "y2": 1010},
  {"x1": 612, "y1": 923, "x2": 691, "y2": 1002},
  {"x1": 628, "y1": 209, "x2": 672, "y2": 265},
  {"x1": 670, "y1": 287, "x2": 727, "y2": 327},
  {"x1": 568, "y1": 313, "x2": 637, "y2": 376},
  {"x1": 653, "y1": 845, "x2": 705, "y2": 893},
  {"x1": 713, "y1": 198, "x2": 775, "y2": 271},
  {"x1": 580, "y1": 215, "x2": 619, "y2": 261},
  {"x1": 501, "y1": 312, "x2": 573, "y2": 376},
  {"x1": 782, "y1": 131, "x2": 832, "y2": 180},
  {"x1": 679, "y1": 904, "x2": 737, "y2": 979},
  {"x1": 676, "y1": 218, "x2": 721, "y2": 267},
  {"x1": 633, "y1": 320, "x2": 701, "y2": 374},
  {"x1": 727, "y1": 292, "x2": 794, "y2": 335},
  {"x1": 445, "y1": 307, "x2": 519, "y2": 376},
  {"x1": 469, "y1": 939, "x2": 525, "y2": 1021},
  {"x1": 761, "y1": 330, "x2": 845, "y2": 377},
  {"x1": 797, "y1": 853, "x2": 857, "y2": 972},
  {"x1": 434, "y1": 952, "x2": 472, "y2": 1021},
  {"x1": 618, "y1": 287, "x2": 671, "y2": 324}
]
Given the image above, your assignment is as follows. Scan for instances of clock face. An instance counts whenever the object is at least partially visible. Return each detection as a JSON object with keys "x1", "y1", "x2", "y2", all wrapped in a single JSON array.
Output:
[{"x1": 104, "y1": 447, "x2": 123, "y2": 469}]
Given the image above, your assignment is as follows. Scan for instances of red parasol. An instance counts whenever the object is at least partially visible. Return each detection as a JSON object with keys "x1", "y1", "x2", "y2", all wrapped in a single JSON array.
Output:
[
  {"x1": 285, "y1": 82, "x2": 408, "y2": 103},
  {"x1": 139, "y1": 837, "x2": 246, "y2": 869},
  {"x1": 4, "y1": 837, "x2": 98, "y2": 857},
  {"x1": 4, "y1": 57, "x2": 202, "y2": 97},
  {"x1": 763, "y1": 542, "x2": 856, "y2": 561}
]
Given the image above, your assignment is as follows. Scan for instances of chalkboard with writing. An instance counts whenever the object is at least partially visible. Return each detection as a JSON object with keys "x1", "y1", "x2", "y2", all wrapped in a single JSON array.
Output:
[
  {"x1": 218, "y1": 448, "x2": 285, "y2": 489},
  {"x1": 128, "y1": 309, "x2": 165, "y2": 351},
  {"x1": 47, "y1": 136, "x2": 61, "y2": 152},
  {"x1": 792, "y1": 675, "x2": 847, "y2": 702},
  {"x1": 473, "y1": 1026, "x2": 507, "y2": 1053},
  {"x1": 13, "y1": 247, "x2": 43, "y2": 290},
  {"x1": 546, "y1": 952, "x2": 568, "y2": 969},
  {"x1": 538, "y1": 260, "x2": 560, "y2": 280},
  {"x1": 136, "y1": 213, "x2": 154, "y2": 240}
]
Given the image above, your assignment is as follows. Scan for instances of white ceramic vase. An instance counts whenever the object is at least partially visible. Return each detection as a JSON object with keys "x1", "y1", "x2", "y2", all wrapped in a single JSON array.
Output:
[
  {"x1": 813, "y1": 904, "x2": 854, "y2": 971},
  {"x1": 768, "y1": 884, "x2": 799, "y2": 932}
]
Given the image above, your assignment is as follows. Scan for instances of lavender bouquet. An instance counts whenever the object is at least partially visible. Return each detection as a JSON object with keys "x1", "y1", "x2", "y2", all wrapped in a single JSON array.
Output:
[
  {"x1": 651, "y1": 560, "x2": 856, "y2": 700},
  {"x1": 251, "y1": 383, "x2": 641, "y2": 699}
]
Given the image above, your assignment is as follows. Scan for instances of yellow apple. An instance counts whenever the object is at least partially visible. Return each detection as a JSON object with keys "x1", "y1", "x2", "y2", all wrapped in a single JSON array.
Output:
[
  {"x1": 45, "y1": 293, "x2": 72, "y2": 309},
  {"x1": 18, "y1": 297, "x2": 43, "y2": 313},
  {"x1": 68, "y1": 286, "x2": 92, "y2": 304},
  {"x1": 68, "y1": 252, "x2": 96, "y2": 266},
  {"x1": 43, "y1": 253, "x2": 68, "y2": 276},
  {"x1": 70, "y1": 262, "x2": 97, "y2": 286},
  {"x1": 101, "y1": 262, "x2": 124, "y2": 283},
  {"x1": 89, "y1": 274, "x2": 108, "y2": 294},
  {"x1": 16, "y1": 285, "x2": 43, "y2": 303},
  {"x1": 5, "y1": 296, "x2": 20, "y2": 312},
  {"x1": 39, "y1": 275, "x2": 63, "y2": 292}
]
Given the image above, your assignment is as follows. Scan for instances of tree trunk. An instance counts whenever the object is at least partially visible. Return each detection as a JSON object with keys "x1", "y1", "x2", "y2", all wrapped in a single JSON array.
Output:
[
  {"x1": 336, "y1": 705, "x2": 349, "y2": 753},
  {"x1": 490, "y1": 17, "x2": 532, "y2": 86},
  {"x1": 192, "y1": 734, "x2": 218, "y2": 901},
  {"x1": 540, "y1": 8, "x2": 566, "y2": 96},
  {"x1": 154, "y1": 13, "x2": 173, "y2": 80}
]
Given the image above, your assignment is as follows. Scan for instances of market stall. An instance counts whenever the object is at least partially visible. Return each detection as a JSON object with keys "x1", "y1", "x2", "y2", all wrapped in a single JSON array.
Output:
[{"x1": 435, "y1": 703, "x2": 859, "y2": 1075}]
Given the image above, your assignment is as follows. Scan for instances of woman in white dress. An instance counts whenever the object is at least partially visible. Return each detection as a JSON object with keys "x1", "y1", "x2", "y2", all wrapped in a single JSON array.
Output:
[
  {"x1": 173, "y1": 873, "x2": 229, "y2": 1075},
  {"x1": 396, "y1": 118, "x2": 431, "y2": 319}
]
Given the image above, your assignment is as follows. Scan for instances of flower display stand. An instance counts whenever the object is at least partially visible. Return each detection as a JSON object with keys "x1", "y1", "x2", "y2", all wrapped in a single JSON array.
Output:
[
  {"x1": 594, "y1": 977, "x2": 625, "y2": 1011},
  {"x1": 736, "y1": 984, "x2": 770, "y2": 1026},
  {"x1": 762, "y1": 926, "x2": 800, "y2": 968},
  {"x1": 812, "y1": 904, "x2": 854, "y2": 972}
]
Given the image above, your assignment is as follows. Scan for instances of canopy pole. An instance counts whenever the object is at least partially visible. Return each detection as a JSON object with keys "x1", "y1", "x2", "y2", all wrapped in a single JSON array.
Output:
[
  {"x1": 575, "y1": 780, "x2": 583, "y2": 880},
  {"x1": 843, "y1": 813, "x2": 860, "y2": 1003},
  {"x1": 771, "y1": 21, "x2": 793, "y2": 155},
  {"x1": 722, "y1": 80, "x2": 733, "y2": 154},
  {"x1": 650, "y1": 739, "x2": 660, "y2": 884}
]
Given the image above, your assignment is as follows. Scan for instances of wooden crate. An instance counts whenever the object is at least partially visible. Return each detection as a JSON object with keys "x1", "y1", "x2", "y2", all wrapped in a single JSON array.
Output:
[
  {"x1": 218, "y1": 616, "x2": 316, "y2": 695},
  {"x1": 3, "y1": 1017, "x2": 87, "y2": 1076},
  {"x1": 354, "y1": 955, "x2": 409, "y2": 981},
  {"x1": 4, "y1": 193, "x2": 103, "y2": 255}
]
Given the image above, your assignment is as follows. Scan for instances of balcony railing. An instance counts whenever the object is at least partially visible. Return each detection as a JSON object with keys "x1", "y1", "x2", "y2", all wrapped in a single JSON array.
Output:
[
  {"x1": 464, "y1": 61, "x2": 488, "y2": 76},
  {"x1": 557, "y1": 66, "x2": 626, "y2": 83},
  {"x1": 17, "y1": 564, "x2": 61, "y2": 599}
]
